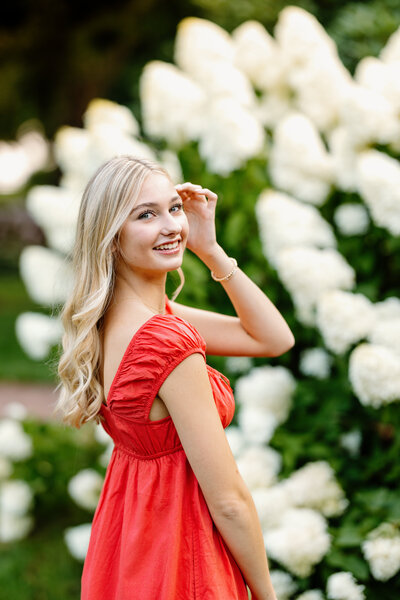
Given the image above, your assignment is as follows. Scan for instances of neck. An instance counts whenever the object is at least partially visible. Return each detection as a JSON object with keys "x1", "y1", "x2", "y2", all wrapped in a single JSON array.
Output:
[{"x1": 113, "y1": 268, "x2": 167, "y2": 314}]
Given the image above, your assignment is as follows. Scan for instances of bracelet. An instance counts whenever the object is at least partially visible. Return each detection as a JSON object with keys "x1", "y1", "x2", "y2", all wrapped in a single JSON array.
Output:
[{"x1": 211, "y1": 257, "x2": 238, "y2": 282}]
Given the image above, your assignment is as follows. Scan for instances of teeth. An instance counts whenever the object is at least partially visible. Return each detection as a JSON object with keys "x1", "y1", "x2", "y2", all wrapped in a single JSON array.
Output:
[{"x1": 154, "y1": 241, "x2": 179, "y2": 250}]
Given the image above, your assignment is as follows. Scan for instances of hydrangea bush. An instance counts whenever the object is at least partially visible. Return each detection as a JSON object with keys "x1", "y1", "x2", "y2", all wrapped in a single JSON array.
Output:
[{"x1": 9, "y1": 7, "x2": 400, "y2": 598}]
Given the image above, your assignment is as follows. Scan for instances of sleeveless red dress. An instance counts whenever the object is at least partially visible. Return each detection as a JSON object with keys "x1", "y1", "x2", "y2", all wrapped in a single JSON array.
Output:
[{"x1": 81, "y1": 297, "x2": 248, "y2": 599}]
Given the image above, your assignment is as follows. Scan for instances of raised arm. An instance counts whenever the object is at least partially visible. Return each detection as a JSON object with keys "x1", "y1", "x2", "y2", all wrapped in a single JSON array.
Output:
[
  {"x1": 158, "y1": 352, "x2": 277, "y2": 600},
  {"x1": 174, "y1": 182, "x2": 294, "y2": 357}
]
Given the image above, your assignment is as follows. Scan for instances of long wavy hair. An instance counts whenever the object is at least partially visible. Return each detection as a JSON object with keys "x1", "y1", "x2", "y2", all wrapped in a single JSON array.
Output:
[{"x1": 55, "y1": 155, "x2": 184, "y2": 428}]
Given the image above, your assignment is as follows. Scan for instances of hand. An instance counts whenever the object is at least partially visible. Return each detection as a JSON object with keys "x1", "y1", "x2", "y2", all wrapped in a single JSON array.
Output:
[{"x1": 175, "y1": 181, "x2": 219, "y2": 259}]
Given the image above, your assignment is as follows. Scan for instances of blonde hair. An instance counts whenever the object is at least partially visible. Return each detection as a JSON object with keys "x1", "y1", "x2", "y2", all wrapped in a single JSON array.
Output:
[{"x1": 55, "y1": 155, "x2": 184, "y2": 428}]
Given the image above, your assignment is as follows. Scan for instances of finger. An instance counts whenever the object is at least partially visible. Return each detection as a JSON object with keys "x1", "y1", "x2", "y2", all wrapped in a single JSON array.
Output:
[{"x1": 197, "y1": 189, "x2": 218, "y2": 202}]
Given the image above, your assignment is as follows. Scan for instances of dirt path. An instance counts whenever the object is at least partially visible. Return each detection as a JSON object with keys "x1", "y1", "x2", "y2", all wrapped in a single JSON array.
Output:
[{"x1": 0, "y1": 382, "x2": 61, "y2": 422}]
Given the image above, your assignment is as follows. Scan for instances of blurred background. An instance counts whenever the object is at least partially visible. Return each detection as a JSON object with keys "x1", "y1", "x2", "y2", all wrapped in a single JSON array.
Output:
[{"x1": 1, "y1": 1, "x2": 400, "y2": 599}]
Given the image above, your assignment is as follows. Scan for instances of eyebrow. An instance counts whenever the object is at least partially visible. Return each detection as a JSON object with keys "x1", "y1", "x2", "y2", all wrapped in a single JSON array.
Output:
[{"x1": 131, "y1": 196, "x2": 181, "y2": 213}]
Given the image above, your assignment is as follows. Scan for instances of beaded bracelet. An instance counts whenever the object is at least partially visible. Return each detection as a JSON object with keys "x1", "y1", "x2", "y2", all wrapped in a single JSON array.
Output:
[{"x1": 211, "y1": 257, "x2": 238, "y2": 282}]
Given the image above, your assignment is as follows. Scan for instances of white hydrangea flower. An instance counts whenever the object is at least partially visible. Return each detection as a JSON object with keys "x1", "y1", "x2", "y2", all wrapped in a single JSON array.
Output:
[
  {"x1": 83, "y1": 98, "x2": 140, "y2": 136},
  {"x1": 225, "y1": 356, "x2": 253, "y2": 374},
  {"x1": 251, "y1": 484, "x2": 292, "y2": 529},
  {"x1": 264, "y1": 508, "x2": 331, "y2": 577},
  {"x1": 362, "y1": 523, "x2": 400, "y2": 581},
  {"x1": 269, "y1": 112, "x2": 334, "y2": 205},
  {"x1": 275, "y1": 7, "x2": 352, "y2": 131},
  {"x1": 232, "y1": 21, "x2": 287, "y2": 92},
  {"x1": 174, "y1": 18, "x2": 257, "y2": 107},
  {"x1": 0, "y1": 140, "x2": 31, "y2": 194},
  {"x1": 374, "y1": 297, "x2": 400, "y2": 320},
  {"x1": 0, "y1": 455, "x2": 13, "y2": 479},
  {"x1": 0, "y1": 479, "x2": 34, "y2": 516},
  {"x1": 237, "y1": 446, "x2": 281, "y2": 491},
  {"x1": 0, "y1": 419, "x2": 33, "y2": 461},
  {"x1": 54, "y1": 126, "x2": 93, "y2": 182},
  {"x1": 64, "y1": 523, "x2": 92, "y2": 561},
  {"x1": 0, "y1": 129, "x2": 49, "y2": 194},
  {"x1": 16, "y1": 312, "x2": 63, "y2": 360},
  {"x1": 339, "y1": 430, "x2": 362, "y2": 457},
  {"x1": 140, "y1": 61, "x2": 206, "y2": 146},
  {"x1": 275, "y1": 247, "x2": 355, "y2": 326},
  {"x1": 158, "y1": 149, "x2": 183, "y2": 184},
  {"x1": 349, "y1": 343, "x2": 400, "y2": 408},
  {"x1": 299, "y1": 348, "x2": 332, "y2": 379},
  {"x1": 238, "y1": 406, "x2": 278, "y2": 445},
  {"x1": 198, "y1": 97, "x2": 265, "y2": 175},
  {"x1": 17, "y1": 128, "x2": 49, "y2": 171},
  {"x1": 275, "y1": 7, "x2": 339, "y2": 74},
  {"x1": 98, "y1": 442, "x2": 114, "y2": 469},
  {"x1": 282, "y1": 461, "x2": 348, "y2": 517},
  {"x1": 235, "y1": 365, "x2": 296, "y2": 425},
  {"x1": 225, "y1": 425, "x2": 246, "y2": 458},
  {"x1": 356, "y1": 150, "x2": 400, "y2": 236},
  {"x1": 256, "y1": 89, "x2": 292, "y2": 129},
  {"x1": 67, "y1": 468, "x2": 104, "y2": 511},
  {"x1": 316, "y1": 290, "x2": 375, "y2": 354},
  {"x1": 88, "y1": 123, "x2": 156, "y2": 168},
  {"x1": 368, "y1": 318, "x2": 400, "y2": 356},
  {"x1": 380, "y1": 26, "x2": 400, "y2": 63},
  {"x1": 94, "y1": 423, "x2": 112, "y2": 445},
  {"x1": 296, "y1": 591, "x2": 325, "y2": 600},
  {"x1": 19, "y1": 245, "x2": 72, "y2": 306},
  {"x1": 56, "y1": 122, "x2": 156, "y2": 193},
  {"x1": 339, "y1": 83, "x2": 400, "y2": 147},
  {"x1": 333, "y1": 203, "x2": 370, "y2": 236},
  {"x1": 326, "y1": 572, "x2": 365, "y2": 600},
  {"x1": 0, "y1": 513, "x2": 34, "y2": 543},
  {"x1": 188, "y1": 60, "x2": 257, "y2": 108},
  {"x1": 327, "y1": 127, "x2": 360, "y2": 193},
  {"x1": 26, "y1": 185, "x2": 80, "y2": 254},
  {"x1": 355, "y1": 57, "x2": 400, "y2": 116},
  {"x1": 2, "y1": 402, "x2": 28, "y2": 420},
  {"x1": 255, "y1": 189, "x2": 336, "y2": 268},
  {"x1": 174, "y1": 17, "x2": 234, "y2": 74},
  {"x1": 269, "y1": 570, "x2": 298, "y2": 600}
]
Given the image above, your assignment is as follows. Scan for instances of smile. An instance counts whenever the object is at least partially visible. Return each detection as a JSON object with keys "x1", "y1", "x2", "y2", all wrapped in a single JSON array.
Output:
[{"x1": 153, "y1": 241, "x2": 181, "y2": 253}]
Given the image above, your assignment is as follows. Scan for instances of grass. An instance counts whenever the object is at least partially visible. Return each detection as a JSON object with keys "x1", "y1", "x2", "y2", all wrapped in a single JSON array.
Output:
[
  {"x1": 0, "y1": 519, "x2": 83, "y2": 600},
  {"x1": 0, "y1": 271, "x2": 56, "y2": 382}
]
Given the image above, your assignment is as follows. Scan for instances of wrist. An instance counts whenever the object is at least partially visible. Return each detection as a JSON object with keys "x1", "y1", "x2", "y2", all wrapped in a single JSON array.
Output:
[
  {"x1": 198, "y1": 244, "x2": 227, "y2": 269},
  {"x1": 197, "y1": 243, "x2": 225, "y2": 268}
]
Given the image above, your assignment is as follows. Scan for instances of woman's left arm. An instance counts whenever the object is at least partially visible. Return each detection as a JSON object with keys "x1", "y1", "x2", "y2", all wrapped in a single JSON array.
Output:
[{"x1": 173, "y1": 183, "x2": 295, "y2": 357}]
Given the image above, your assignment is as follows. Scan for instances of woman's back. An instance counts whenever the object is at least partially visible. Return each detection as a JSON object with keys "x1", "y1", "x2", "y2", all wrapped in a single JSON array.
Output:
[
  {"x1": 101, "y1": 299, "x2": 171, "y2": 420},
  {"x1": 81, "y1": 298, "x2": 248, "y2": 599}
]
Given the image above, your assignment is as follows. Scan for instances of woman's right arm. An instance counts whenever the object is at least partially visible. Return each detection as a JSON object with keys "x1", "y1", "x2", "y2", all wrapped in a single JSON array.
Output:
[{"x1": 158, "y1": 352, "x2": 277, "y2": 600}]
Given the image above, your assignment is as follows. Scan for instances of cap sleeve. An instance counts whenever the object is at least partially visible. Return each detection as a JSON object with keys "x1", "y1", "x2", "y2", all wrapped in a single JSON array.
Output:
[{"x1": 108, "y1": 315, "x2": 206, "y2": 421}]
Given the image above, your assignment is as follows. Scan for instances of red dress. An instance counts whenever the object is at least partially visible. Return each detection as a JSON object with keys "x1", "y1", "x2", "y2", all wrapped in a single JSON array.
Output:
[{"x1": 81, "y1": 297, "x2": 248, "y2": 600}]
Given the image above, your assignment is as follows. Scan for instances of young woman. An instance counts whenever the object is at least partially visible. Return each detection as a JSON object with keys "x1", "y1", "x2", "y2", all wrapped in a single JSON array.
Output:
[{"x1": 57, "y1": 155, "x2": 294, "y2": 600}]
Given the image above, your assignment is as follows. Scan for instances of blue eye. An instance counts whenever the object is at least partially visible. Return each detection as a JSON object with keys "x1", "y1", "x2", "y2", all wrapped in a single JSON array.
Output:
[
  {"x1": 137, "y1": 203, "x2": 183, "y2": 220},
  {"x1": 138, "y1": 211, "x2": 153, "y2": 220}
]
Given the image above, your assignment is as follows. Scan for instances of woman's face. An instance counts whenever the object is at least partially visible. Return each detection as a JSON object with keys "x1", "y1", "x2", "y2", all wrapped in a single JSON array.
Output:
[{"x1": 116, "y1": 173, "x2": 189, "y2": 276}]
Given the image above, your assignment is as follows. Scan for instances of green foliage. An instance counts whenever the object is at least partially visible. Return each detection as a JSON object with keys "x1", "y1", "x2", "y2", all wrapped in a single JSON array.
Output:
[
  {"x1": 191, "y1": 0, "x2": 318, "y2": 32},
  {"x1": 0, "y1": 420, "x2": 104, "y2": 599},
  {"x1": 172, "y1": 142, "x2": 400, "y2": 597},
  {"x1": 328, "y1": 0, "x2": 400, "y2": 72}
]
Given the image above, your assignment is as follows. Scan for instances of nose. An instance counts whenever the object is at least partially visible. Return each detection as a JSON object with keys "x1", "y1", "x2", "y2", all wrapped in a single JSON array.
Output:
[{"x1": 160, "y1": 210, "x2": 183, "y2": 236}]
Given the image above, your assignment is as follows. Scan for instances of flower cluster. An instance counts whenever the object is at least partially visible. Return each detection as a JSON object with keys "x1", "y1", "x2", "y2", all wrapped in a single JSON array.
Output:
[
  {"x1": 16, "y1": 99, "x2": 182, "y2": 359},
  {"x1": 0, "y1": 412, "x2": 34, "y2": 543},
  {"x1": 227, "y1": 368, "x2": 348, "y2": 578},
  {"x1": 361, "y1": 523, "x2": 400, "y2": 582}
]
